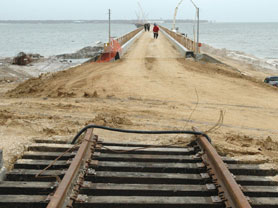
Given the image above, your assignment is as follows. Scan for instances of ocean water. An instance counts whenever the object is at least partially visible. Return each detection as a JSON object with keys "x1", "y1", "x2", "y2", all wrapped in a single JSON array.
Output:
[
  {"x1": 0, "y1": 21, "x2": 277, "y2": 71},
  {"x1": 0, "y1": 22, "x2": 135, "y2": 57},
  {"x1": 162, "y1": 22, "x2": 278, "y2": 71},
  {"x1": 163, "y1": 22, "x2": 278, "y2": 59}
]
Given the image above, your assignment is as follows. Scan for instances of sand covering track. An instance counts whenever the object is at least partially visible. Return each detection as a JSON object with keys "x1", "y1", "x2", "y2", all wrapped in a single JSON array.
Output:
[{"x1": 1, "y1": 31, "x2": 278, "y2": 171}]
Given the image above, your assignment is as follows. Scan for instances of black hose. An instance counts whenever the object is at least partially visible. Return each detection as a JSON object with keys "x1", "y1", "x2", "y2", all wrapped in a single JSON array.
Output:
[{"x1": 71, "y1": 125, "x2": 211, "y2": 144}]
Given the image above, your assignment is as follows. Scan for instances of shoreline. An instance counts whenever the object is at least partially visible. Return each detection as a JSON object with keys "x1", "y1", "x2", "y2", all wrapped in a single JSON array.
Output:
[
  {"x1": 0, "y1": 45, "x2": 103, "y2": 83},
  {"x1": 0, "y1": 57, "x2": 89, "y2": 83},
  {"x1": 201, "y1": 43, "x2": 278, "y2": 72}
]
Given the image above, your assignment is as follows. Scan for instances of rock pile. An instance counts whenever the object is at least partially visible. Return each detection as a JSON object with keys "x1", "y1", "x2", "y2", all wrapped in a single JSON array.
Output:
[
  {"x1": 12, "y1": 52, "x2": 44, "y2": 66},
  {"x1": 56, "y1": 46, "x2": 103, "y2": 59}
]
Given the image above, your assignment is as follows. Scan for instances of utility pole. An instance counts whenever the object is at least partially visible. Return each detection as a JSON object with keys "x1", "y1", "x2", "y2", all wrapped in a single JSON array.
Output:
[
  {"x1": 108, "y1": 9, "x2": 111, "y2": 44},
  {"x1": 190, "y1": 0, "x2": 199, "y2": 58},
  {"x1": 108, "y1": 9, "x2": 111, "y2": 61},
  {"x1": 196, "y1": 7, "x2": 199, "y2": 56}
]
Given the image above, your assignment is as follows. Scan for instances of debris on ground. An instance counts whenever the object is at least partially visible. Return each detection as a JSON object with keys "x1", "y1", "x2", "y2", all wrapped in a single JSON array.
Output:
[
  {"x1": 12, "y1": 52, "x2": 32, "y2": 66},
  {"x1": 56, "y1": 46, "x2": 103, "y2": 59}
]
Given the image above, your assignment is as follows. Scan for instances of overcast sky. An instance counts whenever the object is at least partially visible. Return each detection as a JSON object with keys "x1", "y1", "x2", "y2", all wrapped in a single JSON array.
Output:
[{"x1": 1, "y1": 0, "x2": 278, "y2": 22}]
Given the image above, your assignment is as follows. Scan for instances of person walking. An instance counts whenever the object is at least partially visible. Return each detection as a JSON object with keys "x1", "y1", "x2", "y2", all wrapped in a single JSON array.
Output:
[
  {"x1": 144, "y1": 23, "x2": 148, "y2": 32},
  {"x1": 147, "y1": 23, "x2": 150, "y2": 31},
  {"x1": 153, "y1": 23, "x2": 159, "y2": 39}
]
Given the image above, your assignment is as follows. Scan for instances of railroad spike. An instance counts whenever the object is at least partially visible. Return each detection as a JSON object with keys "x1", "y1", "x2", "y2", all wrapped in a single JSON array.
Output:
[
  {"x1": 206, "y1": 184, "x2": 216, "y2": 190},
  {"x1": 246, "y1": 196, "x2": 252, "y2": 203},
  {"x1": 71, "y1": 151, "x2": 77, "y2": 156},
  {"x1": 196, "y1": 162, "x2": 205, "y2": 168},
  {"x1": 87, "y1": 168, "x2": 96, "y2": 175},
  {"x1": 66, "y1": 159, "x2": 72, "y2": 164},
  {"x1": 82, "y1": 181, "x2": 93, "y2": 188},
  {"x1": 76, "y1": 194, "x2": 88, "y2": 203},
  {"x1": 200, "y1": 173, "x2": 210, "y2": 178},
  {"x1": 46, "y1": 194, "x2": 53, "y2": 201},
  {"x1": 211, "y1": 196, "x2": 222, "y2": 203}
]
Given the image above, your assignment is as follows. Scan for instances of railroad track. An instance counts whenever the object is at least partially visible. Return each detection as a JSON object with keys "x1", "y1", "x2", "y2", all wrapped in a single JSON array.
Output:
[{"x1": 0, "y1": 127, "x2": 278, "y2": 208}]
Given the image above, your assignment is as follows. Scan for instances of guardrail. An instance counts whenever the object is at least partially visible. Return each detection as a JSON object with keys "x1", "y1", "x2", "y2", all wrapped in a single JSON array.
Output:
[
  {"x1": 116, "y1": 27, "x2": 143, "y2": 46},
  {"x1": 96, "y1": 27, "x2": 143, "y2": 62},
  {"x1": 160, "y1": 25, "x2": 199, "y2": 53}
]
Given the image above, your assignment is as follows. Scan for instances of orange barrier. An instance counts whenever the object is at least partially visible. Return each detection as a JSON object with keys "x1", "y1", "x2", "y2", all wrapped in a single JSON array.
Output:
[
  {"x1": 96, "y1": 27, "x2": 143, "y2": 63},
  {"x1": 96, "y1": 39, "x2": 122, "y2": 63}
]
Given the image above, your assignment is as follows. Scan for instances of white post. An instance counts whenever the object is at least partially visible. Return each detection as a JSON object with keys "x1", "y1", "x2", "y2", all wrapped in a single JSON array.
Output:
[
  {"x1": 196, "y1": 7, "x2": 199, "y2": 56},
  {"x1": 108, "y1": 9, "x2": 111, "y2": 44},
  {"x1": 190, "y1": 0, "x2": 200, "y2": 59},
  {"x1": 108, "y1": 9, "x2": 111, "y2": 60}
]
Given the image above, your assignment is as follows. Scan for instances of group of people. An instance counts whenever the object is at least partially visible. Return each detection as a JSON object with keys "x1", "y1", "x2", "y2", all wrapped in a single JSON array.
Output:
[
  {"x1": 144, "y1": 23, "x2": 150, "y2": 32},
  {"x1": 144, "y1": 23, "x2": 160, "y2": 39}
]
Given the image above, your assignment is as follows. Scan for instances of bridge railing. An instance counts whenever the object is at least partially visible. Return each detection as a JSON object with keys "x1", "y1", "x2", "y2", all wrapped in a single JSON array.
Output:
[
  {"x1": 116, "y1": 27, "x2": 143, "y2": 46},
  {"x1": 160, "y1": 25, "x2": 199, "y2": 53}
]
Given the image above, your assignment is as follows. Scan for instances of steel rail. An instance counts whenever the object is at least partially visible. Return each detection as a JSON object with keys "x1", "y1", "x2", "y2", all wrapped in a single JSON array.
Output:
[
  {"x1": 46, "y1": 129, "x2": 95, "y2": 208},
  {"x1": 197, "y1": 136, "x2": 252, "y2": 208}
]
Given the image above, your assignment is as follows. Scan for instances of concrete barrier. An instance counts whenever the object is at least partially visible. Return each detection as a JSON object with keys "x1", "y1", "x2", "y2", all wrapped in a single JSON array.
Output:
[
  {"x1": 119, "y1": 29, "x2": 144, "y2": 57},
  {"x1": 160, "y1": 28, "x2": 194, "y2": 58},
  {"x1": 116, "y1": 27, "x2": 143, "y2": 46},
  {"x1": 160, "y1": 26, "x2": 197, "y2": 52},
  {"x1": 160, "y1": 26, "x2": 224, "y2": 63}
]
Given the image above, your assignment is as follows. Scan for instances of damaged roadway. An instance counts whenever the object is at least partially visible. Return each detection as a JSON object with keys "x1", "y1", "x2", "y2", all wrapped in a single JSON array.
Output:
[{"x1": 0, "y1": 31, "x2": 277, "y2": 182}]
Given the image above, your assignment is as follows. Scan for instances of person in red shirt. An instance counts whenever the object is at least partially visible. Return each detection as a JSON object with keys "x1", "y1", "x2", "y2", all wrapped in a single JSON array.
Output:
[{"x1": 153, "y1": 23, "x2": 160, "y2": 39}]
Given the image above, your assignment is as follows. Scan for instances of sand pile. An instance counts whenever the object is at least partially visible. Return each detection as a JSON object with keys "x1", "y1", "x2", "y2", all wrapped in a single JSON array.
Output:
[
  {"x1": 0, "y1": 110, "x2": 14, "y2": 125},
  {"x1": 88, "y1": 113, "x2": 133, "y2": 128},
  {"x1": 214, "y1": 133, "x2": 278, "y2": 166},
  {"x1": 5, "y1": 63, "x2": 99, "y2": 98}
]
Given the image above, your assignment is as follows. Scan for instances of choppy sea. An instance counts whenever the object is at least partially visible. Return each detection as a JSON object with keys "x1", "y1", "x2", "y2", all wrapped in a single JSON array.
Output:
[{"x1": 0, "y1": 21, "x2": 277, "y2": 71}]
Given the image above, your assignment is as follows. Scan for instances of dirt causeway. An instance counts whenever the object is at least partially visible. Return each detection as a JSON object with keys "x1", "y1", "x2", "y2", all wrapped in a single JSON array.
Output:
[{"x1": 0, "y1": 32, "x2": 278, "y2": 171}]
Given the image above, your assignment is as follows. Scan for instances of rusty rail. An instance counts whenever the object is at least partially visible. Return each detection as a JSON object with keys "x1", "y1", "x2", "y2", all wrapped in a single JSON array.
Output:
[
  {"x1": 46, "y1": 129, "x2": 96, "y2": 208},
  {"x1": 47, "y1": 125, "x2": 252, "y2": 208},
  {"x1": 197, "y1": 136, "x2": 252, "y2": 208},
  {"x1": 1, "y1": 125, "x2": 277, "y2": 207},
  {"x1": 160, "y1": 25, "x2": 199, "y2": 53}
]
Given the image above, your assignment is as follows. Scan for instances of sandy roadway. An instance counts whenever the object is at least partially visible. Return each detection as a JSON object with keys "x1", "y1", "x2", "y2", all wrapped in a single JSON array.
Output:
[{"x1": 0, "y1": 31, "x2": 278, "y2": 172}]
